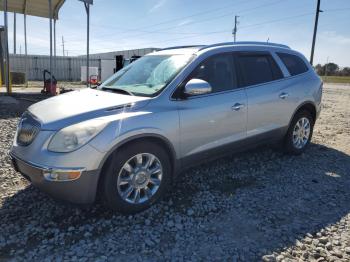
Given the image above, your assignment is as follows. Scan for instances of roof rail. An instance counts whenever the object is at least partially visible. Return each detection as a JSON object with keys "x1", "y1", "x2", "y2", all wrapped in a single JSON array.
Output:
[
  {"x1": 159, "y1": 45, "x2": 205, "y2": 51},
  {"x1": 199, "y1": 41, "x2": 290, "y2": 51}
]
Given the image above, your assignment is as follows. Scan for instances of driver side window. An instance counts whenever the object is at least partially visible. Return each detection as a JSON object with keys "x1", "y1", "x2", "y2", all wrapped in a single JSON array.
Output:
[{"x1": 190, "y1": 53, "x2": 237, "y2": 93}]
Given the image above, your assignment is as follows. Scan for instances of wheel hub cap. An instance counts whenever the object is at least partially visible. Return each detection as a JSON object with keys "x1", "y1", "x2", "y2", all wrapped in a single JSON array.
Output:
[{"x1": 133, "y1": 170, "x2": 150, "y2": 187}]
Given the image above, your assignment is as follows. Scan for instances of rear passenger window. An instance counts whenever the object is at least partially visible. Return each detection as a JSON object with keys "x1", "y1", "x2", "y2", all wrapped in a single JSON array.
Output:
[
  {"x1": 277, "y1": 52, "x2": 309, "y2": 76},
  {"x1": 237, "y1": 54, "x2": 283, "y2": 87},
  {"x1": 190, "y1": 53, "x2": 237, "y2": 93}
]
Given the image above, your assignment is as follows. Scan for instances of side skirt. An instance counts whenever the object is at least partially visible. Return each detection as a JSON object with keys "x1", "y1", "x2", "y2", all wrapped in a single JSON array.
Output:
[{"x1": 177, "y1": 127, "x2": 288, "y2": 174}]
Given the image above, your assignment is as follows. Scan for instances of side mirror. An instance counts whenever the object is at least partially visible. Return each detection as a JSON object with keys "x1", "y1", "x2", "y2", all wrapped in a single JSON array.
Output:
[{"x1": 183, "y1": 79, "x2": 212, "y2": 97}]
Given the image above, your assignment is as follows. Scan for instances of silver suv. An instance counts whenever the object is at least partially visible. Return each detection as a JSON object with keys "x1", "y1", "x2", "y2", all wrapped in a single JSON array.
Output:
[{"x1": 10, "y1": 42, "x2": 322, "y2": 213}]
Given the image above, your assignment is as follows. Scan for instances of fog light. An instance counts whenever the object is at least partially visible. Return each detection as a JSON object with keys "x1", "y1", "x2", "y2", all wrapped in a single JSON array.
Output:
[{"x1": 43, "y1": 170, "x2": 83, "y2": 182}]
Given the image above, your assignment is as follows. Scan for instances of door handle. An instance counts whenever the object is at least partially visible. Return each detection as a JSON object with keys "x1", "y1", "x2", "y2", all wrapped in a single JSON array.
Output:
[
  {"x1": 232, "y1": 103, "x2": 244, "y2": 111},
  {"x1": 279, "y1": 92, "x2": 289, "y2": 99}
]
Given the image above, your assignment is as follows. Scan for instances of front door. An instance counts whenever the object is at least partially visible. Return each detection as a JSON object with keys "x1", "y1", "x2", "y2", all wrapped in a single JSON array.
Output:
[{"x1": 177, "y1": 53, "x2": 247, "y2": 160}]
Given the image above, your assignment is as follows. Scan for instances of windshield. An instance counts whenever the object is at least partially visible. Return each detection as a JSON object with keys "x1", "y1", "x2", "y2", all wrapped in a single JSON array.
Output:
[{"x1": 100, "y1": 54, "x2": 193, "y2": 97}]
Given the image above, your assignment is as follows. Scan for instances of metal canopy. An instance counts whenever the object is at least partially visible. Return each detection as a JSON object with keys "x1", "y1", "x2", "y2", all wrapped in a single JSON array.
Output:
[
  {"x1": 0, "y1": 0, "x2": 65, "y2": 19},
  {"x1": 1, "y1": 0, "x2": 91, "y2": 94}
]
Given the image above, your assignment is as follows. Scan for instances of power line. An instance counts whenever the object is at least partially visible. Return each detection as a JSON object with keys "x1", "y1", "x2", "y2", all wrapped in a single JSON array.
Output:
[
  {"x1": 61, "y1": 4, "x2": 350, "y2": 42},
  {"x1": 46, "y1": 9, "x2": 323, "y2": 55},
  {"x1": 59, "y1": 0, "x2": 254, "y2": 40},
  {"x1": 73, "y1": 0, "x2": 285, "y2": 44},
  {"x1": 62, "y1": 0, "x2": 284, "y2": 42},
  {"x1": 116, "y1": 12, "x2": 317, "y2": 50},
  {"x1": 64, "y1": 11, "x2": 318, "y2": 54},
  {"x1": 240, "y1": 12, "x2": 314, "y2": 29},
  {"x1": 24, "y1": 2, "x2": 348, "y2": 56},
  {"x1": 115, "y1": 0, "x2": 283, "y2": 39},
  {"x1": 100, "y1": 0, "x2": 254, "y2": 34},
  {"x1": 322, "y1": 7, "x2": 350, "y2": 12}
]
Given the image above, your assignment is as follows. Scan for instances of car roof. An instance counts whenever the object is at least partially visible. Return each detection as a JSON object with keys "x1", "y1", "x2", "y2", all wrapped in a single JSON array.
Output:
[
  {"x1": 148, "y1": 47, "x2": 203, "y2": 56},
  {"x1": 149, "y1": 41, "x2": 292, "y2": 56}
]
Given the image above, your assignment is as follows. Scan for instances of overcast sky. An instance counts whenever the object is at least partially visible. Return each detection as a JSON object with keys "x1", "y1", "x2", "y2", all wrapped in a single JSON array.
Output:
[{"x1": 2, "y1": 0, "x2": 350, "y2": 66}]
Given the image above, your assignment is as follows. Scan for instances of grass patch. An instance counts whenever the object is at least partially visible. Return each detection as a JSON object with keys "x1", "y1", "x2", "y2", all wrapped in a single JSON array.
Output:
[{"x1": 321, "y1": 76, "x2": 350, "y2": 84}]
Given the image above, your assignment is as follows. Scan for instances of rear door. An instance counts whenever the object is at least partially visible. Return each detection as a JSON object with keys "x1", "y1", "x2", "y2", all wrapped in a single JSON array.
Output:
[
  {"x1": 176, "y1": 52, "x2": 247, "y2": 159},
  {"x1": 236, "y1": 51, "x2": 294, "y2": 139}
]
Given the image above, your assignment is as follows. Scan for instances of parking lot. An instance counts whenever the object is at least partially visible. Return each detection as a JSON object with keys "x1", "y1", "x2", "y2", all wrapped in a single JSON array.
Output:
[{"x1": 0, "y1": 84, "x2": 349, "y2": 261}]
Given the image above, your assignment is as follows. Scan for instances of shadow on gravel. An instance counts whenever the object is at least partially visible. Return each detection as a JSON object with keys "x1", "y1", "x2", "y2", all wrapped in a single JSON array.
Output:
[
  {"x1": 1, "y1": 143, "x2": 350, "y2": 260},
  {"x1": 0, "y1": 94, "x2": 47, "y2": 119}
]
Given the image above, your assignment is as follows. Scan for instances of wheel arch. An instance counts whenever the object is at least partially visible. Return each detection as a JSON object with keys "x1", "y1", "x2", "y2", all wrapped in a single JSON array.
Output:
[
  {"x1": 99, "y1": 133, "x2": 177, "y2": 170},
  {"x1": 95, "y1": 134, "x2": 178, "y2": 200},
  {"x1": 289, "y1": 101, "x2": 317, "y2": 127}
]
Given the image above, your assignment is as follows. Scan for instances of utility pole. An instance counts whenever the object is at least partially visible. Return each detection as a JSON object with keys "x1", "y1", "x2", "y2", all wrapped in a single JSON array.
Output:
[
  {"x1": 232, "y1": 15, "x2": 239, "y2": 42},
  {"x1": 61, "y1": 36, "x2": 65, "y2": 56},
  {"x1": 13, "y1": 12, "x2": 16, "y2": 54},
  {"x1": 84, "y1": 2, "x2": 91, "y2": 87},
  {"x1": 310, "y1": 0, "x2": 322, "y2": 66}
]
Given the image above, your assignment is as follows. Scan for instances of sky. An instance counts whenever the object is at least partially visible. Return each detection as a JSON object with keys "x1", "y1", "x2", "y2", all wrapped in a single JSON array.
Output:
[{"x1": 1, "y1": 0, "x2": 350, "y2": 67}]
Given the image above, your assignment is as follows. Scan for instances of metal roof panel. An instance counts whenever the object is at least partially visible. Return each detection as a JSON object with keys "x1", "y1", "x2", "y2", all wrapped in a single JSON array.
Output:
[{"x1": 0, "y1": 0, "x2": 65, "y2": 19}]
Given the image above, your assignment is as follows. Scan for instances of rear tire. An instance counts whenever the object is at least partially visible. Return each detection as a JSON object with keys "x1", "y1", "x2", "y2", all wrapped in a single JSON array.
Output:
[
  {"x1": 101, "y1": 141, "x2": 171, "y2": 214},
  {"x1": 284, "y1": 110, "x2": 314, "y2": 155}
]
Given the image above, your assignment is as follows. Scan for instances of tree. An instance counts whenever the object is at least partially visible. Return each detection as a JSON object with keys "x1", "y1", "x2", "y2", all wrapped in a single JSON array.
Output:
[
  {"x1": 324, "y1": 63, "x2": 339, "y2": 76},
  {"x1": 315, "y1": 64, "x2": 324, "y2": 75},
  {"x1": 340, "y1": 67, "x2": 350, "y2": 76}
]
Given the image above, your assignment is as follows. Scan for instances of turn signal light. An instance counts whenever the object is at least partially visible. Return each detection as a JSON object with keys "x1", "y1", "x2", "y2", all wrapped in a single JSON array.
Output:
[{"x1": 43, "y1": 170, "x2": 83, "y2": 182}]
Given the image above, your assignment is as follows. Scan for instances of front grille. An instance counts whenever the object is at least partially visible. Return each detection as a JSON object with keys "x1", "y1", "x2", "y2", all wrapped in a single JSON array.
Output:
[{"x1": 16, "y1": 112, "x2": 41, "y2": 146}]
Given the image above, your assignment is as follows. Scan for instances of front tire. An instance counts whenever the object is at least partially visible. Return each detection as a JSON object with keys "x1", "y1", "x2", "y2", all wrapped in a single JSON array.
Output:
[
  {"x1": 102, "y1": 141, "x2": 171, "y2": 214},
  {"x1": 284, "y1": 110, "x2": 314, "y2": 155}
]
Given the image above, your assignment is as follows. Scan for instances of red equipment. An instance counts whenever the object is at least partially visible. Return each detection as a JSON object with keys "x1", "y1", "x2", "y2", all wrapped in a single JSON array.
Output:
[
  {"x1": 89, "y1": 75, "x2": 99, "y2": 85},
  {"x1": 41, "y1": 70, "x2": 58, "y2": 95}
]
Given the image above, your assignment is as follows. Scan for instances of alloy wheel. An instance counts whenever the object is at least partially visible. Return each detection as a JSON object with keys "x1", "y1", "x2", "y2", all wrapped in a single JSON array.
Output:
[
  {"x1": 117, "y1": 153, "x2": 163, "y2": 204},
  {"x1": 292, "y1": 117, "x2": 311, "y2": 149}
]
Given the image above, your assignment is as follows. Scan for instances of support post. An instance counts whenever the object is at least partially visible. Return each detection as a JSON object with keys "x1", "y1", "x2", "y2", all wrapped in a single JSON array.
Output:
[
  {"x1": 310, "y1": 0, "x2": 321, "y2": 66},
  {"x1": 48, "y1": 0, "x2": 53, "y2": 89},
  {"x1": 3, "y1": 0, "x2": 10, "y2": 93},
  {"x1": 0, "y1": 28, "x2": 4, "y2": 84},
  {"x1": 54, "y1": 19, "x2": 56, "y2": 70},
  {"x1": 24, "y1": 0, "x2": 28, "y2": 87},
  {"x1": 84, "y1": 3, "x2": 90, "y2": 87},
  {"x1": 13, "y1": 12, "x2": 16, "y2": 54}
]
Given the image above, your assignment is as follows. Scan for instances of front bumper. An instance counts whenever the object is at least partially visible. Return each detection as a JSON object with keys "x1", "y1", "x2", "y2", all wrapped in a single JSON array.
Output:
[{"x1": 10, "y1": 152, "x2": 100, "y2": 204}]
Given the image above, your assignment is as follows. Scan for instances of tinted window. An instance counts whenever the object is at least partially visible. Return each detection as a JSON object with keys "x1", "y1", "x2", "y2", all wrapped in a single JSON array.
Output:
[
  {"x1": 190, "y1": 53, "x2": 237, "y2": 93},
  {"x1": 237, "y1": 54, "x2": 283, "y2": 87},
  {"x1": 277, "y1": 52, "x2": 309, "y2": 76},
  {"x1": 270, "y1": 57, "x2": 284, "y2": 79}
]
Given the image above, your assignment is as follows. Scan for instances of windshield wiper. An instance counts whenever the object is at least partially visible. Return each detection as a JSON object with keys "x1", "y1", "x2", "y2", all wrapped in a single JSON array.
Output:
[{"x1": 101, "y1": 87, "x2": 134, "y2": 96}]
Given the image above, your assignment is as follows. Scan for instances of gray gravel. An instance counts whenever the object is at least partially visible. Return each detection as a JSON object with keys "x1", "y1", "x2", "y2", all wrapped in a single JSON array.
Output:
[{"x1": 1, "y1": 84, "x2": 350, "y2": 261}]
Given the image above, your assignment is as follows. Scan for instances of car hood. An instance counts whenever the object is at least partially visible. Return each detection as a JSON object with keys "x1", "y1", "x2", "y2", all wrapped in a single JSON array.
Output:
[{"x1": 28, "y1": 88, "x2": 151, "y2": 130}]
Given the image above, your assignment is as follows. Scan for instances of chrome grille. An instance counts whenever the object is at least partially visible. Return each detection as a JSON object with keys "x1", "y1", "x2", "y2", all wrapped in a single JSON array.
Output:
[{"x1": 16, "y1": 112, "x2": 41, "y2": 146}]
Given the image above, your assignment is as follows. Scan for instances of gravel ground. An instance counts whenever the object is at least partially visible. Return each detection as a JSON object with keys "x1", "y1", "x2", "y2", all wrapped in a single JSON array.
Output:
[{"x1": 0, "y1": 84, "x2": 349, "y2": 261}]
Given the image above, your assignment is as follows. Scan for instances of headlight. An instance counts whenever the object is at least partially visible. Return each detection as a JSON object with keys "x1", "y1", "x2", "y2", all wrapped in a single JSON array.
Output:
[{"x1": 48, "y1": 119, "x2": 109, "y2": 153}]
